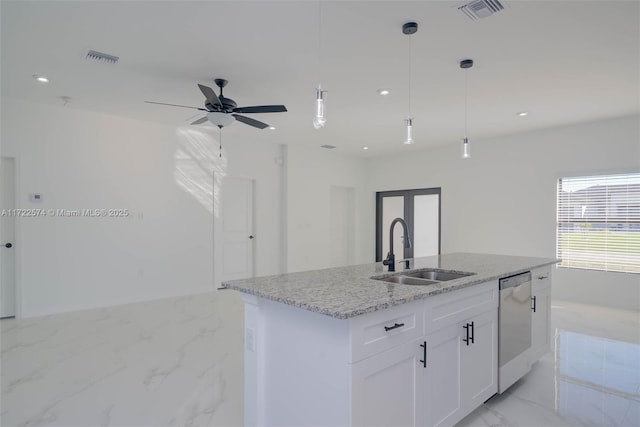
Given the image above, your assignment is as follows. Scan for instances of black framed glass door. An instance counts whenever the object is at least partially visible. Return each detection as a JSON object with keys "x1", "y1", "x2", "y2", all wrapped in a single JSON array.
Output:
[{"x1": 375, "y1": 188, "x2": 441, "y2": 262}]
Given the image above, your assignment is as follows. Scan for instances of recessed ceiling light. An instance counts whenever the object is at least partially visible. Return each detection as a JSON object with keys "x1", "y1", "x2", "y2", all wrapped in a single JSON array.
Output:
[
  {"x1": 362, "y1": 146, "x2": 369, "y2": 150},
  {"x1": 377, "y1": 89, "x2": 390, "y2": 96},
  {"x1": 517, "y1": 112, "x2": 528, "y2": 117},
  {"x1": 268, "y1": 126, "x2": 276, "y2": 130},
  {"x1": 33, "y1": 74, "x2": 49, "y2": 83}
]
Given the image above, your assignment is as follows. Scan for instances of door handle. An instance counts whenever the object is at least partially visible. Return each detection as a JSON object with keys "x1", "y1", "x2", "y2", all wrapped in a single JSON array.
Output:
[
  {"x1": 531, "y1": 296, "x2": 537, "y2": 312},
  {"x1": 463, "y1": 323, "x2": 470, "y2": 346},
  {"x1": 3, "y1": 243, "x2": 12, "y2": 248},
  {"x1": 469, "y1": 321, "x2": 475, "y2": 344},
  {"x1": 419, "y1": 341, "x2": 427, "y2": 368}
]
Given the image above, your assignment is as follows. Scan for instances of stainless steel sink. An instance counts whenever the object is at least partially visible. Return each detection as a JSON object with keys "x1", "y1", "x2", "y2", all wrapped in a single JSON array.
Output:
[
  {"x1": 379, "y1": 275, "x2": 441, "y2": 286},
  {"x1": 371, "y1": 269, "x2": 475, "y2": 286},
  {"x1": 403, "y1": 270, "x2": 474, "y2": 281}
]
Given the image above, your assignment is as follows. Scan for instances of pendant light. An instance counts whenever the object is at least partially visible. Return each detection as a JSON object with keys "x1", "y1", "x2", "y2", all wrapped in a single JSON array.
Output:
[
  {"x1": 402, "y1": 22, "x2": 417, "y2": 145},
  {"x1": 460, "y1": 59, "x2": 474, "y2": 158},
  {"x1": 313, "y1": 1, "x2": 327, "y2": 129}
]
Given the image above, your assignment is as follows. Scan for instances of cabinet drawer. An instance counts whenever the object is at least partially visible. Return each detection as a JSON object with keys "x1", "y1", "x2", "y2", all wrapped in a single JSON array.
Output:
[
  {"x1": 531, "y1": 266, "x2": 551, "y2": 291},
  {"x1": 424, "y1": 280, "x2": 498, "y2": 334},
  {"x1": 349, "y1": 299, "x2": 424, "y2": 363}
]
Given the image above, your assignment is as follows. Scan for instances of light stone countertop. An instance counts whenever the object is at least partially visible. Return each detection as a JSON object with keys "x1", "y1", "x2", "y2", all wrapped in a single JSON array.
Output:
[{"x1": 221, "y1": 252, "x2": 559, "y2": 319}]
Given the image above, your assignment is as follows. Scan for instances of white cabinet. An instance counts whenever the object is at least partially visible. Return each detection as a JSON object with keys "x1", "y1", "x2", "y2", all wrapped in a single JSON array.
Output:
[
  {"x1": 530, "y1": 266, "x2": 552, "y2": 362},
  {"x1": 352, "y1": 337, "x2": 426, "y2": 427},
  {"x1": 424, "y1": 323, "x2": 462, "y2": 426},
  {"x1": 424, "y1": 308, "x2": 498, "y2": 427},
  {"x1": 461, "y1": 309, "x2": 498, "y2": 410}
]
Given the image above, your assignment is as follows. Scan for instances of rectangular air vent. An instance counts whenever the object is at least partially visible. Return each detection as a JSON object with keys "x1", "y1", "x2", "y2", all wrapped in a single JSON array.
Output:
[
  {"x1": 85, "y1": 50, "x2": 119, "y2": 64},
  {"x1": 458, "y1": 0, "x2": 504, "y2": 20}
]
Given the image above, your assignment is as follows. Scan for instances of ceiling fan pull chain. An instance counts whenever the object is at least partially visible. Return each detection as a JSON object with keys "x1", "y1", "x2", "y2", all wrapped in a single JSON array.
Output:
[{"x1": 219, "y1": 127, "x2": 223, "y2": 158}]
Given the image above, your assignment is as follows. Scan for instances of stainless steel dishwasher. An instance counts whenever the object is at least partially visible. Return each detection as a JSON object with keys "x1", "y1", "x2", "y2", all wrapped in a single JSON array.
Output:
[{"x1": 498, "y1": 271, "x2": 532, "y2": 393}]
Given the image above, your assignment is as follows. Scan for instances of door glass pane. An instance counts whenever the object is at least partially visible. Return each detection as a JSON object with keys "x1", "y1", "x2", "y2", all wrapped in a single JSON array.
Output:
[
  {"x1": 382, "y1": 196, "x2": 405, "y2": 260},
  {"x1": 414, "y1": 194, "x2": 439, "y2": 257}
]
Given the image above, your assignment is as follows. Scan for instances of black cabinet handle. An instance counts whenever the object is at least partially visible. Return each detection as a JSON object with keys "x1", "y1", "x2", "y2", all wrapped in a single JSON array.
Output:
[
  {"x1": 531, "y1": 296, "x2": 537, "y2": 313},
  {"x1": 463, "y1": 323, "x2": 470, "y2": 346},
  {"x1": 419, "y1": 341, "x2": 427, "y2": 368},
  {"x1": 384, "y1": 322, "x2": 405, "y2": 332},
  {"x1": 3, "y1": 243, "x2": 12, "y2": 248},
  {"x1": 463, "y1": 321, "x2": 475, "y2": 345},
  {"x1": 537, "y1": 275, "x2": 548, "y2": 280}
]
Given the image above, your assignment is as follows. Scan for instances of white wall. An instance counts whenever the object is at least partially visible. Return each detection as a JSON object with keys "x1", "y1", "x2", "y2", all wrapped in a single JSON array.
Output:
[
  {"x1": 365, "y1": 115, "x2": 640, "y2": 311},
  {"x1": 1, "y1": 99, "x2": 283, "y2": 317},
  {"x1": 287, "y1": 145, "x2": 368, "y2": 272}
]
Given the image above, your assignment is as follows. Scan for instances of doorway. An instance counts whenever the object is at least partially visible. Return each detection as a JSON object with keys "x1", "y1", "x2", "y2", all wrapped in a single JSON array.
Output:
[
  {"x1": 215, "y1": 176, "x2": 255, "y2": 288},
  {"x1": 375, "y1": 188, "x2": 441, "y2": 262},
  {"x1": 1, "y1": 157, "x2": 16, "y2": 318}
]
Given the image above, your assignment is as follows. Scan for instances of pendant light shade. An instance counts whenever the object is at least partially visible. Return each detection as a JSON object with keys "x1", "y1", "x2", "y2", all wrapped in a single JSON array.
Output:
[
  {"x1": 313, "y1": 85, "x2": 327, "y2": 129},
  {"x1": 460, "y1": 59, "x2": 473, "y2": 159},
  {"x1": 462, "y1": 137, "x2": 471, "y2": 158},
  {"x1": 404, "y1": 117, "x2": 414, "y2": 145}
]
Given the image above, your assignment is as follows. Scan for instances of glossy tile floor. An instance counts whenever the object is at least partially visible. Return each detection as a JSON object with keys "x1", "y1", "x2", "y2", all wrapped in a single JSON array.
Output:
[{"x1": 2, "y1": 291, "x2": 639, "y2": 426}]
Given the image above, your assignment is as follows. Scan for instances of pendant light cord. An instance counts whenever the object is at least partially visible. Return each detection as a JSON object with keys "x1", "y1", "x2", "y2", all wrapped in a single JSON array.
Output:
[
  {"x1": 464, "y1": 69, "x2": 468, "y2": 138},
  {"x1": 219, "y1": 127, "x2": 222, "y2": 158},
  {"x1": 317, "y1": 1, "x2": 322, "y2": 85},
  {"x1": 408, "y1": 34, "x2": 412, "y2": 117}
]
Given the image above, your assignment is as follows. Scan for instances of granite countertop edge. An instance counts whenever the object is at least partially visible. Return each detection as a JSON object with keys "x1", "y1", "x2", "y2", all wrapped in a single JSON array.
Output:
[{"x1": 222, "y1": 253, "x2": 560, "y2": 320}]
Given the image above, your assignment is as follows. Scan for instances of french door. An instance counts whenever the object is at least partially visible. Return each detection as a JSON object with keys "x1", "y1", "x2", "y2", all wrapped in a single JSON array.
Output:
[{"x1": 375, "y1": 188, "x2": 441, "y2": 262}]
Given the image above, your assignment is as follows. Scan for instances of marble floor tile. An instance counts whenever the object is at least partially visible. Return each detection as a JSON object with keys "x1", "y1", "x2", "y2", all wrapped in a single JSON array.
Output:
[{"x1": 2, "y1": 293, "x2": 638, "y2": 426}]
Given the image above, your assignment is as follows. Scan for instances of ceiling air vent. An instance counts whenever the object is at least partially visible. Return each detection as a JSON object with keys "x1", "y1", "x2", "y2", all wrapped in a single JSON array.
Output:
[
  {"x1": 458, "y1": 0, "x2": 505, "y2": 20},
  {"x1": 85, "y1": 50, "x2": 119, "y2": 64}
]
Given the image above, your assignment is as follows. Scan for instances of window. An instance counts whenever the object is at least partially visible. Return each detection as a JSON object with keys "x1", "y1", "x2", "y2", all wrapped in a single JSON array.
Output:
[{"x1": 557, "y1": 173, "x2": 640, "y2": 273}]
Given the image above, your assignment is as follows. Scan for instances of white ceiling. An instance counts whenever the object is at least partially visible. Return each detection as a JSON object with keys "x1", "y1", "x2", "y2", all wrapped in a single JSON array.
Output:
[{"x1": 2, "y1": 0, "x2": 638, "y2": 156}]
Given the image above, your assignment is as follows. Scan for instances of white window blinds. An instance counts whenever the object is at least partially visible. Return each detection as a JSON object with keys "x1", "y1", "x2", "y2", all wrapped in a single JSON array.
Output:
[{"x1": 557, "y1": 173, "x2": 640, "y2": 274}]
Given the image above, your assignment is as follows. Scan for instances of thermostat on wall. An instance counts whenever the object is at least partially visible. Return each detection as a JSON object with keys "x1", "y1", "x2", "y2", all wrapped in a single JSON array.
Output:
[{"x1": 29, "y1": 193, "x2": 43, "y2": 203}]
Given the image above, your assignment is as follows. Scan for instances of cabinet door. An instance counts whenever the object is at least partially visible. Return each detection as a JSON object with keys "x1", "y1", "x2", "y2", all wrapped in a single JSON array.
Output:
[
  {"x1": 530, "y1": 286, "x2": 551, "y2": 362},
  {"x1": 424, "y1": 324, "x2": 462, "y2": 427},
  {"x1": 461, "y1": 310, "x2": 498, "y2": 412},
  {"x1": 351, "y1": 337, "x2": 426, "y2": 427}
]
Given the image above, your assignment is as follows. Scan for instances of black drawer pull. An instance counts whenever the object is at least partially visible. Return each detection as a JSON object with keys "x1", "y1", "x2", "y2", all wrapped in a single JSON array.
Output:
[
  {"x1": 537, "y1": 275, "x2": 548, "y2": 280},
  {"x1": 384, "y1": 322, "x2": 405, "y2": 332},
  {"x1": 420, "y1": 341, "x2": 427, "y2": 368},
  {"x1": 531, "y1": 295, "x2": 537, "y2": 312}
]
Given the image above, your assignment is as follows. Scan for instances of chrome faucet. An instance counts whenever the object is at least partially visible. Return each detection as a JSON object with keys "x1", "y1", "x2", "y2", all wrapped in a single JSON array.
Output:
[{"x1": 383, "y1": 217, "x2": 413, "y2": 272}]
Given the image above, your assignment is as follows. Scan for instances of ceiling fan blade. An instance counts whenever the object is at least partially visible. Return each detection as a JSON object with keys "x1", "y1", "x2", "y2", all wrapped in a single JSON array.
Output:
[
  {"x1": 233, "y1": 105, "x2": 288, "y2": 114},
  {"x1": 198, "y1": 84, "x2": 222, "y2": 107},
  {"x1": 191, "y1": 116, "x2": 209, "y2": 125},
  {"x1": 145, "y1": 101, "x2": 207, "y2": 111},
  {"x1": 233, "y1": 114, "x2": 269, "y2": 129}
]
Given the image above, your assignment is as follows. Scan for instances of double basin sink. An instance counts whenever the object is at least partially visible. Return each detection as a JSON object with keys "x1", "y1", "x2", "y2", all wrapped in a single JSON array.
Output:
[{"x1": 372, "y1": 269, "x2": 475, "y2": 286}]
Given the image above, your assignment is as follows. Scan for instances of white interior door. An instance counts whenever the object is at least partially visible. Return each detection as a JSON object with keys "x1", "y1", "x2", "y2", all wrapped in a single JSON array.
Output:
[
  {"x1": 1, "y1": 157, "x2": 16, "y2": 318},
  {"x1": 220, "y1": 177, "x2": 254, "y2": 284}
]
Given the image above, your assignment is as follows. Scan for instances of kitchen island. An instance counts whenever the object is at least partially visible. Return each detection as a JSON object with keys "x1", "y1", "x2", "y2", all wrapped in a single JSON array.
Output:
[{"x1": 222, "y1": 253, "x2": 558, "y2": 427}]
